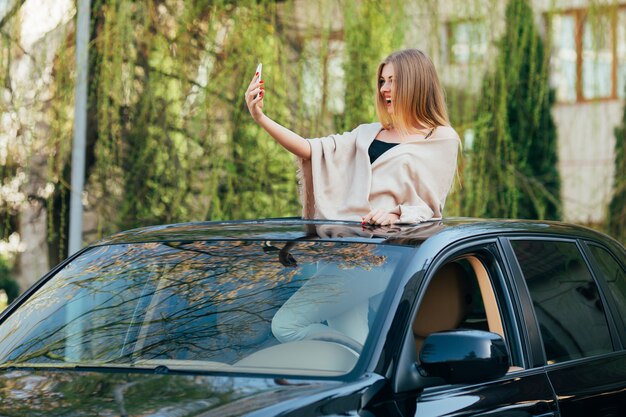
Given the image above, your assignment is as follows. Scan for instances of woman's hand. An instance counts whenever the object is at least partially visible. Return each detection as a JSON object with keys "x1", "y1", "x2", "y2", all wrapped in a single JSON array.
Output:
[
  {"x1": 363, "y1": 209, "x2": 400, "y2": 226},
  {"x1": 245, "y1": 73, "x2": 265, "y2": 122},
  {"x1": 242, "y1": 72, "x2": 311, "y2": 159}
]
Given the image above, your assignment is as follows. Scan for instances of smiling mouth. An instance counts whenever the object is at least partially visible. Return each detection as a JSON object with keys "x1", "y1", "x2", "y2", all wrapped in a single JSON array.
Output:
[{"x1": 385, "y1": 98, "x2": 392, "y2": 105}]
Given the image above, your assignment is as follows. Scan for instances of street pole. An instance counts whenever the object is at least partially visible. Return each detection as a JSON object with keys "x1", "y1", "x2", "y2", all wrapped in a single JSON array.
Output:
[
  {"x1": 66, "y1": 0, "x2": 92, "y2": 363},
  {"x1": 68, "y1": 0, "x2": 91, "y2": 257}
]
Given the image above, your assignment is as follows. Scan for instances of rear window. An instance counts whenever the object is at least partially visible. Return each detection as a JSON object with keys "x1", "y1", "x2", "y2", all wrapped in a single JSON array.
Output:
[
  {"x1": 0, "y1": 240, "x2": 411, "y2": 377},
  {"x1": 587, "y1": 244, "x2": 626, "y2": 326},
  {"x1": 510, "y1": 239, "x2": 613, "y2": 364}
]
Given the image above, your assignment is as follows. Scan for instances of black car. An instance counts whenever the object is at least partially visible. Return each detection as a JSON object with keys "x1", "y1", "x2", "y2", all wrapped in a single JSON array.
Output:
[{"x1": 0, "y1": 218, "x2": 624, "y2": 416}]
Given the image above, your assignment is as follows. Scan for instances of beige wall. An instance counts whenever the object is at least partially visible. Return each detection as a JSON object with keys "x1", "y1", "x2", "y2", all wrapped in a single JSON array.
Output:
[{"x1": 553, "y1": 101, "x2": 620, "y2": 223}]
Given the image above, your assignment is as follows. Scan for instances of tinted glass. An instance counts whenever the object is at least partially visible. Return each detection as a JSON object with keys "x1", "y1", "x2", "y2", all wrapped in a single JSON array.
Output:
[
  {"x1": 511, "y1": 240, "x2": 613, "y2": 363},
  {"x1": 588, "y1": 244, "x2": 626, "y2": 321},
  {"x1": 0, "y1": 240, "x2": 410, "y2": 376}
]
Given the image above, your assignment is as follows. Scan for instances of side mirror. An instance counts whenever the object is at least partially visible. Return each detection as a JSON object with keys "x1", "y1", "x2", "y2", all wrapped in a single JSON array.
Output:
[{"x1": 419, "y1": 330, "x2": 509, "y2": 384}]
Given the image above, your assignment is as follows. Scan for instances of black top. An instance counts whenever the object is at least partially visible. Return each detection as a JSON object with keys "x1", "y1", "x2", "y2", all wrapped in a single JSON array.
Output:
[{"x1": 368, "y1": 139, "x2": 399, "y2": 164}]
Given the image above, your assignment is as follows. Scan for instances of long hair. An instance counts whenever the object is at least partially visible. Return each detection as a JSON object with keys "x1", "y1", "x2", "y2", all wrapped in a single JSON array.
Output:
[{"x1": 375, "y1": 49, "x2": 449, "y2": 134}]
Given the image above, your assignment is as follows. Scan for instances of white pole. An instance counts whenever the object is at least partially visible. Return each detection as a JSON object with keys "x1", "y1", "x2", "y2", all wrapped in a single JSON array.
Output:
[
  {"x1": 68, "y1": 0, "x2": 91, "y2": 257},
  {"x1": 66, "y1": 0, "x2": 91, "y2": 363}
]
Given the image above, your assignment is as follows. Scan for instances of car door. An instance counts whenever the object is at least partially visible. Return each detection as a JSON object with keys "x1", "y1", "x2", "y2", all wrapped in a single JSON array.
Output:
[
  {"x1": 506, "y1": 237, "x2": 626, "y2": 417},
  {"x1": 403, "y1": 240, "x2": 558, "y2": 417}
]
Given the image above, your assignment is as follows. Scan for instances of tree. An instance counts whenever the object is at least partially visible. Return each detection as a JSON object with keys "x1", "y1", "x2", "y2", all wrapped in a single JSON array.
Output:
[
  {"x1": 0, "y1": 0, "x2": 75, "y2": 288},
  {"x1": 340, "y1": 0, "x2": 405, "y2": 133},
  {"x1": 465, "y1": 0, "x2": 561, "y2": 220},
  {"x1": 607, "y1": 93, "x2": 626, "y2": 243}
]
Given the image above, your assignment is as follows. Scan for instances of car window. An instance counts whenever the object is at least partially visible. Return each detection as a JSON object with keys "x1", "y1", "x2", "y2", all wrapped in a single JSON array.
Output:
[
  {"x1": 0, "y1": 240, "x2": 412, "y2": 377},
  {"x1": 587, "y1": 244, "x2": 626, "y2": 322},
  {"x1": 510, "y1": 240, "x2": 613, "y2": 364},
  {"x1": 412, "y1": 253, "x2": 521, "y2": 369}
]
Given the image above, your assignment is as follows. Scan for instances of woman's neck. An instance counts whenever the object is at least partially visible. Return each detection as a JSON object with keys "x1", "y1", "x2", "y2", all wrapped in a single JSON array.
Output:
[
  {"x1": 386, "y1": 126, "x2": 431, "y2": 135},
  {"x1": 379, "y1": 125, "x2": 433, "y2": 143},
  {"x1": 385, "y1": 122, "x2": 431, "y2": 135}
]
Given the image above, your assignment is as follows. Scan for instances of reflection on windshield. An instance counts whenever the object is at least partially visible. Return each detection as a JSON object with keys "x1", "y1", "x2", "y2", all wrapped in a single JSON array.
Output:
[{"x1": 0, "y1": 240, "x2": 409, "y2": 376}]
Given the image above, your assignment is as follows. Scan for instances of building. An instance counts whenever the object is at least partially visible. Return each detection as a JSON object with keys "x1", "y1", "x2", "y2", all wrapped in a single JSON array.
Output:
[{"x1": 291, "y1": 0, "x2": 624, "y2": 225}]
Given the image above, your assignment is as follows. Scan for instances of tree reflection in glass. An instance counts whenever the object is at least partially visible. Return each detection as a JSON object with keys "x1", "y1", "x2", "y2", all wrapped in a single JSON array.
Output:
[{"x1": 0, "y1": 240, "x2": 409, "y2": 375}]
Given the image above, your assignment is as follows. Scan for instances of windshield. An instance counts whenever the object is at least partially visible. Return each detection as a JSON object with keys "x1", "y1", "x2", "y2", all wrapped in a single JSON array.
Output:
[{"x1": 0, "y1": 240, "x2": 411, "y2": 377}]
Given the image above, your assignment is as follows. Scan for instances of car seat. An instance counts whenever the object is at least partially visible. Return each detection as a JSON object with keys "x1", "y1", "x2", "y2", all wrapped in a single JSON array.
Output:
[{"x1": 412, "y1": 262, "x2": 473, "y2": 355}]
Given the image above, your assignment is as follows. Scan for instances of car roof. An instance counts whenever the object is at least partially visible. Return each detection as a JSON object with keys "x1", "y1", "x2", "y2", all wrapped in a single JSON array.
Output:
[{"x1": 94, "y1": 217, "x2": 621, "y2": 249}]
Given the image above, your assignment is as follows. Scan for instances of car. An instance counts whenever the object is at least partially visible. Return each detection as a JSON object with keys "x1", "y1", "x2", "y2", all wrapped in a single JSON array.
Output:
[{"x1": 0, "y1": 217, "x2": 624, "y2": 416}]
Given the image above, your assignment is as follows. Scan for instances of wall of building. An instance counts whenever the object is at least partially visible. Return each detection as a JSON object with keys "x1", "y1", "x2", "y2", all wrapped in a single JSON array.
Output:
[
  {"x1": 553, "y1": 101, "x2": 620, "y2": 223},
  {"x1": 407, "y1": 0, "x2": 624, "y2": 223},
  {"x1": 286, "y1": 0, "x2": 623, "y2": 223},
  {"x1": 536, "y1": 0, "x2": 623, "y2": 223}
]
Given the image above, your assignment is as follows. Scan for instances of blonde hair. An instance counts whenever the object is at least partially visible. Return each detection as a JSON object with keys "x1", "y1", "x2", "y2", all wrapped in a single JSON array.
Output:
[{"x1": 375, "y1": 49, "x2": 449, "y2": 134}]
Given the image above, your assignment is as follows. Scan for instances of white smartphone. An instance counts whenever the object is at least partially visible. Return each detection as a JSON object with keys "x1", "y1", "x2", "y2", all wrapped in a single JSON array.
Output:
[{"x1": 256, "y1": 63, "x2": 262, "y2": 82}]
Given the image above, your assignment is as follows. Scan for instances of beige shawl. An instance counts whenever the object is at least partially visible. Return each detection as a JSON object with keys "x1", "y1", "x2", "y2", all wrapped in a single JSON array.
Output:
[{"x1": 299, "y1": 122, "x2": 459, "y2": 223}]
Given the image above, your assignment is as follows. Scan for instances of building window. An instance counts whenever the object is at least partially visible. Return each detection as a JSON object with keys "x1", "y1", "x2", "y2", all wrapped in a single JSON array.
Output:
[
  {"x1": 550, "y1": 14, "x2": 577, "y2": 102},
  {"x1": 549, "y1": 7, "x2": 626, "y2": 103},
  {"x1": 446, "y1": 20, "x2": 488, "y2": 65}
]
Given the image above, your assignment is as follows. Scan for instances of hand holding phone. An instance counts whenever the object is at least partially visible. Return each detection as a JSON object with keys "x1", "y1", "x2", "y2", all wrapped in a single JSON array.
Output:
[{"x1": 245, "y1": 63, "x2": 264, "y2": 120}]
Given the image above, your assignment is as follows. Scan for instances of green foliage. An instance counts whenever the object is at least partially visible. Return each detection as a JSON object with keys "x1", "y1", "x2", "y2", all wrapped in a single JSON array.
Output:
[
  {"x1": 608, "y1": 91, "x2": 626, "y2": 243},
  {"x1": 214, "y1": 1, "x2": 301, "y2": 219},
  {"x1": 0, "y1": 19, "x2": 18, "y2": 241},
  {"x1": 465, "y1": 66, "x2": 517, "y2": 218},
  {"x1": 47, "y1": 23, "x2": 75, "y2": 262},
  {"x1": 465, "y1": 0, "x2": 561, "y2": 220},
  {"x1": 340, "y1": 0, "x2": 405, "y2": 132},
  {"x1": 503, "y1": 0, "x2": 560, "y2": 220},
  {"x1": 0, "y1": 257, "x2": 18, "y2": 303},
  {"x1": 92, "y1": 0, "x2": 212, "y2": 230},
  {"x1": 78, "y1": 0, "x2": 305, "y2": 234},
  {"x1": 76, "y1": 0, "x2": 409, "y2": 234}
]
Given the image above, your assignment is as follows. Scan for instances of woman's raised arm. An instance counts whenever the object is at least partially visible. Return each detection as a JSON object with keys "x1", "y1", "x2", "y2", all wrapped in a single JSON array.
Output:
[{"x1": 245, "y1": 75, "x2": 311, "y2": 160}]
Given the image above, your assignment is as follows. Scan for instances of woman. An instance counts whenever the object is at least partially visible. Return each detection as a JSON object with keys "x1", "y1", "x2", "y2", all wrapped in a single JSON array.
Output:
[{"x1": 245, "y1": 48, "x2": 459, "y2": 226}]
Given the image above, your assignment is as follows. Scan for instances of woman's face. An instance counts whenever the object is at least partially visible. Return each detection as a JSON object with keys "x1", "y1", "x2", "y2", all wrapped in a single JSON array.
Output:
[{"x1": 379, "y1": 63, "x2": 395, "y2": 114}]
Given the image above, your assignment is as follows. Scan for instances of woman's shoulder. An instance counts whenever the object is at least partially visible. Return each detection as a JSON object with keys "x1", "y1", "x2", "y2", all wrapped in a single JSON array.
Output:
[
  {"x1": 339, "y1": 123, "x2": 382, "y2": 143},
  {"x1": 430, "y1": 125, "x2": 460, "y2": 140},
  {"x1": 317, "y1": 122, "x2": 380, "y2": 140},
  {"x1": 354, "y1": 122, "x2": 382, "y2": 134}
]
